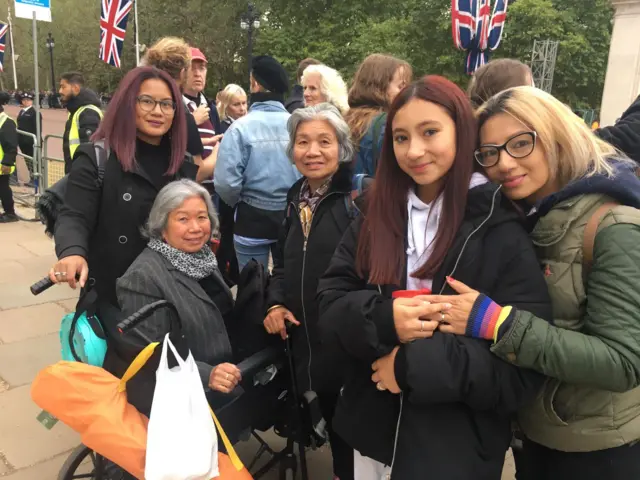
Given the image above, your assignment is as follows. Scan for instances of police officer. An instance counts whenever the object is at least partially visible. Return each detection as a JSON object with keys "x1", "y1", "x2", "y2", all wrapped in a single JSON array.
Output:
[
  {"x1": 16, "y1": 92, "x2": 41, "y2": 175},
  {"x1": 0, "y1": 92, "x2": 19, "y2": 223}
]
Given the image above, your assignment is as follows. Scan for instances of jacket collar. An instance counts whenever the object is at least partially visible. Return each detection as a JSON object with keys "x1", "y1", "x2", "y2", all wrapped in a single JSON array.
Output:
[
  {"x1": 66, "y1": 88, "x2": 101, "y2": 114},
  {"x1": 288, "y1": 162, "x2": 353, "y2": 202}
]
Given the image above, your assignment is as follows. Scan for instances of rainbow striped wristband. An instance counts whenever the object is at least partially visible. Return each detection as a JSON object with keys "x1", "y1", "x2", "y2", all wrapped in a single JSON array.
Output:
[{"x1": 465, "y1": 294, "x2": 513, "y2": 342}]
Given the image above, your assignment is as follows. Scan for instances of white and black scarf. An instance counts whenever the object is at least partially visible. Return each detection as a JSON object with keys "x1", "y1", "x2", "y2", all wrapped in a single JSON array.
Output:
[{"x1": 148, "y1": 238, "x2": 218, "y2": 280}]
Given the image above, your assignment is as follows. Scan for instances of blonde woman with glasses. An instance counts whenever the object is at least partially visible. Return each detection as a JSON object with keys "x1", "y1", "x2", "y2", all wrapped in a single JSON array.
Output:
[{"x1": 420, "y1": 86, "x2": 640, "y2": 479}]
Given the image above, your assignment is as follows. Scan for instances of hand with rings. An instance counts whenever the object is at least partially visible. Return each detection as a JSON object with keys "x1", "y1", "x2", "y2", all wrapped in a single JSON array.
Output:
[
  {"x1": 372, "y1": 346, "x2": 401, "y2": 394},
  {"x1": 393, "y1": 297, "x2": 452, "y2": 343},
  {"x1": 208, "y1": 363, "x2": 242, "y2": 393},
  {"x1": 49, "y1": 255, "x2": 89, "y2": 289},
  {"x1": 413, "y1": 277, "x2": 482, "y2": 336}
]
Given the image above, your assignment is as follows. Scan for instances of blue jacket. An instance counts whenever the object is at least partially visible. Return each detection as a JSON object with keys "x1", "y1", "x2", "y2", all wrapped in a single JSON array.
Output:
[
  {"x1": 352, "y1": 112, "x2": 386, "y2": 178},
  {"x1": 214, "y1": 101, "x2": 301, "y2": 211}
]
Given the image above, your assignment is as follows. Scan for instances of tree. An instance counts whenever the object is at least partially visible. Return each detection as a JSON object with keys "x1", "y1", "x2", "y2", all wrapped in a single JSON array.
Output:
[{"x1": 0, "y1": 0, "x2": 614, "y2": 109}]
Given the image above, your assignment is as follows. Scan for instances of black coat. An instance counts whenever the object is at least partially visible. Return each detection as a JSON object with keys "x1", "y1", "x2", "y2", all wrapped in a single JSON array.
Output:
[
  {"x1": 62, "y1": 88, "x2": 102, "y2": 173},
  {"x1": 596, "y1": 95, "x2": 640, "y2": 164},
  {"x1": 0, "y1": 111, "x2": 18, "y2": 169},
  {"x1": 16, "y1": 107, "x2": 42, "y2": 151},
  {"x1": 318, "y1": 183, "x2": 553, "y2": 479},
  {"x1": 266, "y1": 164, "x2": 354, "y2": 393},
  {"x1": 54, "y1": 142, "x2": 198, "y2": 306},
  {"x1": 284, "y1": 85, "x2": 305, "y2": 114}
]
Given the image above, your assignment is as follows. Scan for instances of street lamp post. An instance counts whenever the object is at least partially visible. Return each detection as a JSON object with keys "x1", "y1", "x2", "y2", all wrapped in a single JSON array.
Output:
[
  {"x1": 240, "y1": 3, "x2": 260, "y2": 90},
  {"x1": 45, "y1": 33, "x2": 55, "y2": 95}
]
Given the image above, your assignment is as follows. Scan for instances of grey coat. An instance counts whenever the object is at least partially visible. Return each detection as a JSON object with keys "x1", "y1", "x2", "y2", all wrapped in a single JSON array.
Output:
[{"x1": 116, "y1": 247, "x2": 234, "y2": 385}]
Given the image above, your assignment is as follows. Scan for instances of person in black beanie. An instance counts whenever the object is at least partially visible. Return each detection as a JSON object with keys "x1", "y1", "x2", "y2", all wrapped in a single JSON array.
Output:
[
  {"x1": 214, "y1": 55, "x2": 301, "y2": 272},
  {"x1": 0, "y1": 92, "x2": 19, "y2": 222}
]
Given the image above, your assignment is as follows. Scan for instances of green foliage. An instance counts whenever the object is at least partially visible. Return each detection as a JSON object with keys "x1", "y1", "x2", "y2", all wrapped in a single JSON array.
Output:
[{"x1": 0, "y1": 0, "x2": 614, "y2": 109}]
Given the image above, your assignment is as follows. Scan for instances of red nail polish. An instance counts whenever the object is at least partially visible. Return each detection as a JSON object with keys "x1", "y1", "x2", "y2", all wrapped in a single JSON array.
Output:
[{"x1": 446, "y1": 276, "x2": 454, "y2": 282}]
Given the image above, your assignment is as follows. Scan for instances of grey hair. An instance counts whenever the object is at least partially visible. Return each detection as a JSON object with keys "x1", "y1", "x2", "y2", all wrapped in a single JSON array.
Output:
[
  {"x1": 143, "y1": 179, "x2": 219, "y2": 240},
  {"x1": 286, "y1": 103, "x2": 355, "y2": 165}
]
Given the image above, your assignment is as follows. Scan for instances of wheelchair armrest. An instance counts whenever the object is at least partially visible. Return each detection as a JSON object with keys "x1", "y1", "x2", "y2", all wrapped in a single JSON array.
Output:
[{"x1": 236, "y1": 346, "x2": 281, "y2": 379}]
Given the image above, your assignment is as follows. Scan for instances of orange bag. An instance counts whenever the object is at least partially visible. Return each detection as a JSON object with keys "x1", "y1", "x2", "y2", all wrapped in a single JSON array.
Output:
[{"x1": 31, "y1": 343, "x2": 253, "y2": 480}]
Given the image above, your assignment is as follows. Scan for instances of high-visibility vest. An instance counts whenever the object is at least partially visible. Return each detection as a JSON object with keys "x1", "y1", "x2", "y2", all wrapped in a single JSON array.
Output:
[
  {"x1": 68, "y1": 105, "x2": 103, "y2": 159},
  {"x1": 0, "y1": 113, "x2": 16, "y2": 175}
]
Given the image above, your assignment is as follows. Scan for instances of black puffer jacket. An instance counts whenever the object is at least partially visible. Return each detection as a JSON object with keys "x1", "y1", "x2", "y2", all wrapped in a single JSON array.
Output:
[
  {"x1": 266, "y1": 163, "x2": 354, "y2": 393},
  {"x1": 318, "y1": 182, "x2": 553, "y2": 479}
]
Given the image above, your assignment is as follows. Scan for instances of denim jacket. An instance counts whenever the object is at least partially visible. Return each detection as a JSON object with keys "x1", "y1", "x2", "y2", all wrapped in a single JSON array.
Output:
[
  {"x1": 214, "y1": 101, "x2": 301, "y2": 211},
  {"x1": 352, "y1": 112, "x2": 386, "y2": 178}
]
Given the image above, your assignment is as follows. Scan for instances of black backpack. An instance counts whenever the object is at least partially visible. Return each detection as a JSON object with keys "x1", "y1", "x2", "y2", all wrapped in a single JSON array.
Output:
[{"x1": 36, "y1": 142, "x2": 108, "y2": 237}]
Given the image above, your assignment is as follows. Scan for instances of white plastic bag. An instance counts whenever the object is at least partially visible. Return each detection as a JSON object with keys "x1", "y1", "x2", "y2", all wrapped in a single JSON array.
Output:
[{"x1": 145, "y1": 334, "x2": 219, "y2": 480}]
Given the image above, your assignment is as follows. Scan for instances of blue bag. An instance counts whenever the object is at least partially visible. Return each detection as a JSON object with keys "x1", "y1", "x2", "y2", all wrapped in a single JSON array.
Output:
[{"x1": 59, "y1": 289, "x2": 107, "y2": 366}]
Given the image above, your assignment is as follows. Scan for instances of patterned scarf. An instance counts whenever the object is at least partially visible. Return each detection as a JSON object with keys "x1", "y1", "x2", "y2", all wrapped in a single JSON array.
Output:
[
  {"x1": 298, "y1": 177, "x2": 332, "y2": 239},
  {"x1": 148, "y1": 238, "x2": 218, "y2": 280}
]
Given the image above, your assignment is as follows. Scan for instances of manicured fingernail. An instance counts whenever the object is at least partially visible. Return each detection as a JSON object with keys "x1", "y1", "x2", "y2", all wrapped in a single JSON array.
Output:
[
  {"x1": 423, "y1": 301, "x2": 431, "y2": 305},
  {"x1": 446, "y1": 276, "x2": 454, "y2": 282},
  {"x1": 444, "y1": 303, "x2": 452, "y2": 309}
]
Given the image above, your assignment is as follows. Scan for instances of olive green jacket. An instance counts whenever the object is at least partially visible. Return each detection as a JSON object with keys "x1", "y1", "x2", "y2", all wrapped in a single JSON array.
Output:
[{"x1": 492, "y1": 193, "x2": 640, "y2": 452}]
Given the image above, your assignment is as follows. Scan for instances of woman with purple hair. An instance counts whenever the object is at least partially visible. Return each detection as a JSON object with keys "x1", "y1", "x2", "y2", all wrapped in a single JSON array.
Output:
[{"x1": 50, "y1": 66, "x2": 198, "y2": 307}]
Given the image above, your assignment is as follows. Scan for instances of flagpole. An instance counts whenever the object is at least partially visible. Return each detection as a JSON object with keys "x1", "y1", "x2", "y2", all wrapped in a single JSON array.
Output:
[
  {"x1": 8, "y1": 5, "x2": 17, "y2": 89},
  {"x1": 134, "y1": 0, "x2": 140, "y2": 65}
]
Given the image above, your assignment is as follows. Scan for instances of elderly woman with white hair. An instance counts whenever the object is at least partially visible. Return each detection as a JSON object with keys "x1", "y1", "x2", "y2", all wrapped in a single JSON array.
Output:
[
  {"x1": 263, "y1": 103, "x2": 355, "y2": 480},
  {"x1": 115, "y1": 179, "x2": 240, "y2": 413},
  {"x1": 301, "y1": 64, "x2": 349, "y2": 115}
]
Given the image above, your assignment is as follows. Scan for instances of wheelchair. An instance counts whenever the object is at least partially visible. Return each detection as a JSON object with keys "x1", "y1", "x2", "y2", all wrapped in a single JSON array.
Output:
[{"x1": 29, "y1": 276, "x2": 320, "y2": 480}]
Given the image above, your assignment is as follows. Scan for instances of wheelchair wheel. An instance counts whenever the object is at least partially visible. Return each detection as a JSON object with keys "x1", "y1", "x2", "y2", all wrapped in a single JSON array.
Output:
[{"x1": 58, "y1": 444, "x2": 106, "y2": 480}]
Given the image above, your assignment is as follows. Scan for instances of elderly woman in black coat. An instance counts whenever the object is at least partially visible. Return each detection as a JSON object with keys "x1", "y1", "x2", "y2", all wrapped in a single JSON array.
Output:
[{"x1": 263, "y1": 103, "x2": 356, "y2": 480}]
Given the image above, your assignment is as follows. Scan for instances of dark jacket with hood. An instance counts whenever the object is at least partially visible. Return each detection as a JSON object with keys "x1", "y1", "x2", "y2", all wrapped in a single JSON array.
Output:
[
  {"x1": 63, "y1": 88, "x2": 102, "y2": 173},
  {"x1": 284, "y1": 84, "x2": 304, "y2": 114},
  {"x1": 491, "y1": 161, "x2": 640, "y2": 453},
  {"x1": 596, "y1": 96, "x2": 640, "y2": 164},
  {"x1": 266, "y1": 163, "x2": 355, "y2": 393},
  {"x1": 317, "y1": 182, "x2": 553, "y2": 479}
]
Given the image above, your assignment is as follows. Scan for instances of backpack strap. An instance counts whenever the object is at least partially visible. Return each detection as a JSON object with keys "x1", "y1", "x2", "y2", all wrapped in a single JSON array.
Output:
[
  {"x1": 370, "y1": 113, "x2": 387, "y2": 174},
  {"x1": 583, "y1": 202, "x2": 619, "y2": 272},
  {"x1": 93, "y1": 140, "x2": 109, "y2": 188}
]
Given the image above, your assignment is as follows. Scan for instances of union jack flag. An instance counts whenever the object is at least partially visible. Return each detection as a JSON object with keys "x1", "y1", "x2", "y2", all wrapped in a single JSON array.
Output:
[
  {"x1": 451, "y1": 0, "x2": 477, "y2": 51},
  {"x1": 99, "y1": 0, "x2": 132, "y2": 68},
  {"x1": 452, "y1": 0, "x2": 510, "y2": 74},
  {"x1": 0, "y1": 23, "x2": 8, "y2": 72},
  {"x1": 488, "y1": 0, "x2": 509, "y2": 51}
]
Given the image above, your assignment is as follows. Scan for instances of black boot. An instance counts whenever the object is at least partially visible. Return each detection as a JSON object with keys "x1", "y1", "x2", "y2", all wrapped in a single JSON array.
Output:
[{"x1": 0, "y1": 213, "x2": 19, "y2": 223}]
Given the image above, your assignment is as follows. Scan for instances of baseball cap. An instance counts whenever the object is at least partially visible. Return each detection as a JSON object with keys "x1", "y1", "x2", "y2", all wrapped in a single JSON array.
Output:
[{"x1": 191, "y1": 48, "x2": 207, "y2": 63}]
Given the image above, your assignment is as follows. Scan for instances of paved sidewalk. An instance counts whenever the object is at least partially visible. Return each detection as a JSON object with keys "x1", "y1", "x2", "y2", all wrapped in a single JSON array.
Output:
[{"x1": 0, "y1": 209, "x2": 515, "y2": 479}]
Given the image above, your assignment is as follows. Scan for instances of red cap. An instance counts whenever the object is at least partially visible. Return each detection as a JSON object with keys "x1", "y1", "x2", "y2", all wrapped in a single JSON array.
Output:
[{"x1": 190, "y1": 47, "x2": 207, "y2": 63}]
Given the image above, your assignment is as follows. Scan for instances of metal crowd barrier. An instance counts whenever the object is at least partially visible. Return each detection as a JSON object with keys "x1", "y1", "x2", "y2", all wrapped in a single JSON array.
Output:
[
  {"x1": 11, "y1": 130, "x2": 41, "y2": 212},
  {"x1": 42, "y1": 133, "x2": 65, "y2": 188}
]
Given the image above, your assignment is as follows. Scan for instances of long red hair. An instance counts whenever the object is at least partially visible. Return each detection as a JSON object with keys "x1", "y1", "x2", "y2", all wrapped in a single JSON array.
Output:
[{"x1": 356, "y1": 75, "x2": 478, "y2": 285}]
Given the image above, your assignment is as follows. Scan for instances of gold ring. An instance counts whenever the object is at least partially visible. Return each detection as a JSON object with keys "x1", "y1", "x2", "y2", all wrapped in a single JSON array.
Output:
[
  {"x1": 225, "y1": 373, "x2": 230, "y2": 381},
  {"x1": 441, "y1": 312, "x2": 445, "y2": 323},
  {"x1": 420, "y1": 320, "x2": 424, "y2": 332}
]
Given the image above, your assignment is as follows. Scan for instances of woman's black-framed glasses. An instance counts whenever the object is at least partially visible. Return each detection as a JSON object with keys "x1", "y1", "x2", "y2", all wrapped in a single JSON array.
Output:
[
  {"x1": 474, "y1": 131, "x2": 537, "y2": 168},
  {"x1": 136, "y1": 95, "x2": 176, "y2": 115}
]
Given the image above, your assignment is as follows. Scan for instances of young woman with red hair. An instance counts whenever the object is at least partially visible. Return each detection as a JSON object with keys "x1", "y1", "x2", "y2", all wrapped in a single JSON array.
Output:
[
  {"x1": 318, "y1": 75, "x2": 552, "y2": 479},
  {"x1": 51, "y1": 66, "x2": 198, "y2": 306}
]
